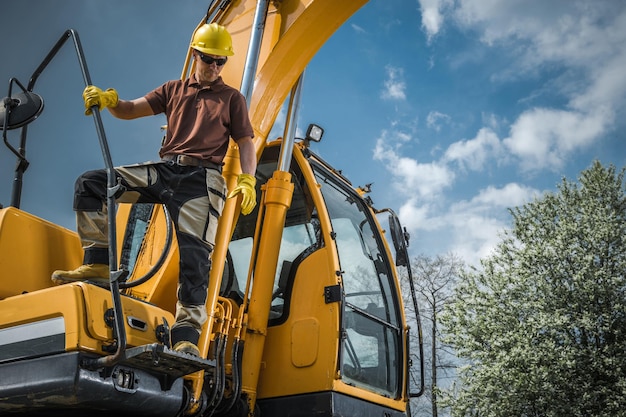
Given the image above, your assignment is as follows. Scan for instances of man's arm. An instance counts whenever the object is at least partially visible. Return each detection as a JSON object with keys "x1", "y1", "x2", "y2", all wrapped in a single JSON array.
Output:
[
  {"x1": 83, "y1": 86, "x2": 154, "y2": 119},
  {"x1": 108, "y1": 97, "x2": 155, "y2": 120},
  {"x1": 236, "y1": 136, "x2": 257, "y2": 175}
]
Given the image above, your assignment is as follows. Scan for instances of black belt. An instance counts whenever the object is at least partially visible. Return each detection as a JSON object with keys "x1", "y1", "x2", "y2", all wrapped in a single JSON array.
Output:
[{"x1": 162, "y1": 154, "x2": 221, "y2": 171}]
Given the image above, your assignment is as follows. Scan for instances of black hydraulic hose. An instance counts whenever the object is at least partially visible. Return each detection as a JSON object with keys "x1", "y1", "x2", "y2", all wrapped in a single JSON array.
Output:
[
  {"x1": 120, "y1": 205, "x2": 173, "y2": 289},
  {"x1": 202, "y1": 332, "x2": 228, "y2": 417},
  {"x1": 210, "y1": 333, "x2": 227, "y2": 412},
  {"x1": 216, "y1": 338, "x2": 244, "y2": 414},
  {"x1": 203, "y1": 333, "x2": 224, "y2": 415}
]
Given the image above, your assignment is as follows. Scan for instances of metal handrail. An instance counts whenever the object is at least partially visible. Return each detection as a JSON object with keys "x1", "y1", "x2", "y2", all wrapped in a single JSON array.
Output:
[{"x1": 25, "y1": 28, "x2": 129, "y2": 368}]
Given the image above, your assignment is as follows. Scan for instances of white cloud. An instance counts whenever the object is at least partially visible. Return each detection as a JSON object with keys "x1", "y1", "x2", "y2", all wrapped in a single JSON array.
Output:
[
  {"x1": 399, "y1": 158, "x2": 454, "y2": 197},
  {"x1": 571, "y1": 50, "x2": 626, "y2": 111},
  {"x1": 378, "y1": 0, "x2": 626, "y2": 266},
  {"x1": 381, "y1": 66, "x2": 407, "y2": 100},
  {"x1": 443, "y1": 127, "x2": 501, "y2": 171},
  {"x1": 372, "y1": 117, "x2": 546, "y2": 266},
  {"x1": 351, "y1": 23, "x2": 366, "y2": 34},
  {"x1": 373, "y1": 132, "x2": 454, "y2": 199},
  {"x1": 398, "y1": 198, "x2": 432, "y2": 231},
  {"x1": 400, "y1": 182, "x2": 539, "y2": 266},
  {"x1": 426, "y1": 111, "x2": 451, "y2": 132},
  {"x1": 448, "y1": 1, "x2": 626, "y2": 159},
  {"x1": 418, "y1": 0, "x2": 451, "y2": 40},
  {"x1": 470, "y1": 182, "x2": 539, "y2": 208},
  {"x1": 393, "y1": 182, "x2": 540, "y2": 267},
  {"x1": 481, "y1": 112, "x2": 502, "y2": 130},
  {"x1": 458, "y1": 0, "x2": 625, "y2": 63},
  {"x1": 445, "y1": 183, "x2": 539, "y2": 264},
  {"x1": 428, "y1": 0, "x2": 624, "y2": 172},
  {"x1": 372, "y1": 121, "x2": 541, "y2": 266},
  {"x1": 445, "y1": 211, "x2": 506, "y2": 265},
  {"x1": 395, "y1": 130, "x2": 413, "y2": 143},
  {"x1": 372, "y1": 131, "x2": 509, "y2": 266},
  {"x1": 503, "y1": 107, "x2": 612, "y2": 172}
]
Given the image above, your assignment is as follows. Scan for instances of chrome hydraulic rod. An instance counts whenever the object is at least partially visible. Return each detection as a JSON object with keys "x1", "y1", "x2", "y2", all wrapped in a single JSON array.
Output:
[
  {"x1": 278, "y1": 72, "x2": 305, "y2": 172},
  {"x1": 241, "y1": 0, "x2": 270, "y2": 103}
]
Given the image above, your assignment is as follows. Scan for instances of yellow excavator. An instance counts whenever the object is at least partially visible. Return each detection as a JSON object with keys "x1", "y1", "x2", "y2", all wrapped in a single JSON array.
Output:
[{"x1": 0, "y1": 1, "x2": 423, "y2": 416}]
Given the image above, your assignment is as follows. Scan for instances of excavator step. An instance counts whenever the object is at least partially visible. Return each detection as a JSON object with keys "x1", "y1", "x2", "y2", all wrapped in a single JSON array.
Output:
[{"x1": 122, "y1": 343, "x2": 215, "y2": 380}]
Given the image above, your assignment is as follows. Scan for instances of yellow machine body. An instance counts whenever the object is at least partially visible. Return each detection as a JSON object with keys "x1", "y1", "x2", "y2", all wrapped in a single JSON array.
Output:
[{"x1": 0, "y1": 1, "x2": 421, "y2": 416}]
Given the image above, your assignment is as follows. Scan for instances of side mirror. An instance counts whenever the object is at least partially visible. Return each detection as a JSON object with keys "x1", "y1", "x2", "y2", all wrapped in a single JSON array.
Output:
[
  {"x1": 388, "y1": 211, "x2": 409, "y2": 267},
  {"x1": 1, "y1": 89, "x2": 44, "y2": 131}
]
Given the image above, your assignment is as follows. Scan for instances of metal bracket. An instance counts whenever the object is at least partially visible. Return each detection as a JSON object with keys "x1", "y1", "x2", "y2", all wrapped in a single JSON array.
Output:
[{"x1": 324, "y1": 285, "x2": 341, "y2": 304}]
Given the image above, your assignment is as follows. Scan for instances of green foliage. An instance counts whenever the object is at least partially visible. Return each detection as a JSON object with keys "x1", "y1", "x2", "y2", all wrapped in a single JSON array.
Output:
[{"x1": 442, "y1": 161, "x2": 626, "y2": 417}]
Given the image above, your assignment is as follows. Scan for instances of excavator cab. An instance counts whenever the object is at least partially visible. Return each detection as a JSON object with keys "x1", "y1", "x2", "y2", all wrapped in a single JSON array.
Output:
[{"x1": 225, "y1": 140, "x2": 412, "y2": 414}]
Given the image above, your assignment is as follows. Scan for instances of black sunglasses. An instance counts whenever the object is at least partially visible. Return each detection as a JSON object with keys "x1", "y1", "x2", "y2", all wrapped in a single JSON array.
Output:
[{"x1": 197, "y1": 52, "x2": 227, "y2": 66}]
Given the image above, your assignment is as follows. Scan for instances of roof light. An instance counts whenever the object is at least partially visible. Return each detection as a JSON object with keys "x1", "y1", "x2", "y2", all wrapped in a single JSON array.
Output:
[{"x1": 305, "y1": 123, "x2": 324, "y2": 142}]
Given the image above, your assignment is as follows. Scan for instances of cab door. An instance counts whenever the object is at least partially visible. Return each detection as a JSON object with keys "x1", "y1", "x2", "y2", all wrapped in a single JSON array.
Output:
[{"x1": 312, "y1": 162, "x2": 404, "y2": 399}]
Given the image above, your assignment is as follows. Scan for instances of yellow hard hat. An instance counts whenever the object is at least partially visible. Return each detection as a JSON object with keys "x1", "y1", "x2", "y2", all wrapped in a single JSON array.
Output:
[{"x1": 191, "y1": 23, "x2": 234, "y2": 56}]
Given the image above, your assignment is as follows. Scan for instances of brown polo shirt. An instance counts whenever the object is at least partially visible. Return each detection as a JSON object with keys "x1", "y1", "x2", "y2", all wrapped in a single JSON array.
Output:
[{"x1": 145, "y1": 74, "x2": 254, "y2": 164}]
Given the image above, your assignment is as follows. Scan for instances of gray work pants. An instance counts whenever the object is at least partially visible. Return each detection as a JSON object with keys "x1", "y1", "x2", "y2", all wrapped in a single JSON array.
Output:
[{"x1": 73, "y1": 160, "x2": 227, "y2": 345}]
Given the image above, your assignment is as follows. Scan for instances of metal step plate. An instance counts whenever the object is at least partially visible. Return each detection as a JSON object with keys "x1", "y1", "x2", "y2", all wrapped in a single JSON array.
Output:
[{"x1": 122, "y1": 343, "x2": 215, "y2": 380}]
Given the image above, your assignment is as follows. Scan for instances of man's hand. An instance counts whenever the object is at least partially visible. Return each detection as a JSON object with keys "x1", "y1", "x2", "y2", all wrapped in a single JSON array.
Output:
[
  {"x1": 228, "y1": 173, "x2": 257, "y2": 215},
  {"x1": 83, "y1": 86, "x2": 119, "y2": 115}
]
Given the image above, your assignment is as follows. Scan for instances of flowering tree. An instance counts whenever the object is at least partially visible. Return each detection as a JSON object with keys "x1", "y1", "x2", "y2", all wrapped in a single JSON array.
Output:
[{"x1": 442, "y1": 161, "x2": 626, "y2": 417}]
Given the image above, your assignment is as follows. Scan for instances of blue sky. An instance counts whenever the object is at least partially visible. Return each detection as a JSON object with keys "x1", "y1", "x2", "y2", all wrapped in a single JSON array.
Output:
[{"x1": 1, "y1": 0, "x2": 625, "y2": 267}]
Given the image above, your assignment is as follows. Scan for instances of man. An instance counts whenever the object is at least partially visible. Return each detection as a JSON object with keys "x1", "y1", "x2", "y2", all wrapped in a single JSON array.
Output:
[{"x1": 52, "y1": 23, "x2": 257, "y2": 356}]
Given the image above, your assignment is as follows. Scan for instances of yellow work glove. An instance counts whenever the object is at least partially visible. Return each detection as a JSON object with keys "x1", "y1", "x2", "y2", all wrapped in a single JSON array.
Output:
[
  {"x1": 83, "y1": 85, "x2": 119, "y2": 115},
  {"x1": 228, "y1": 173, "x2": 257, "y2": 215}
]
